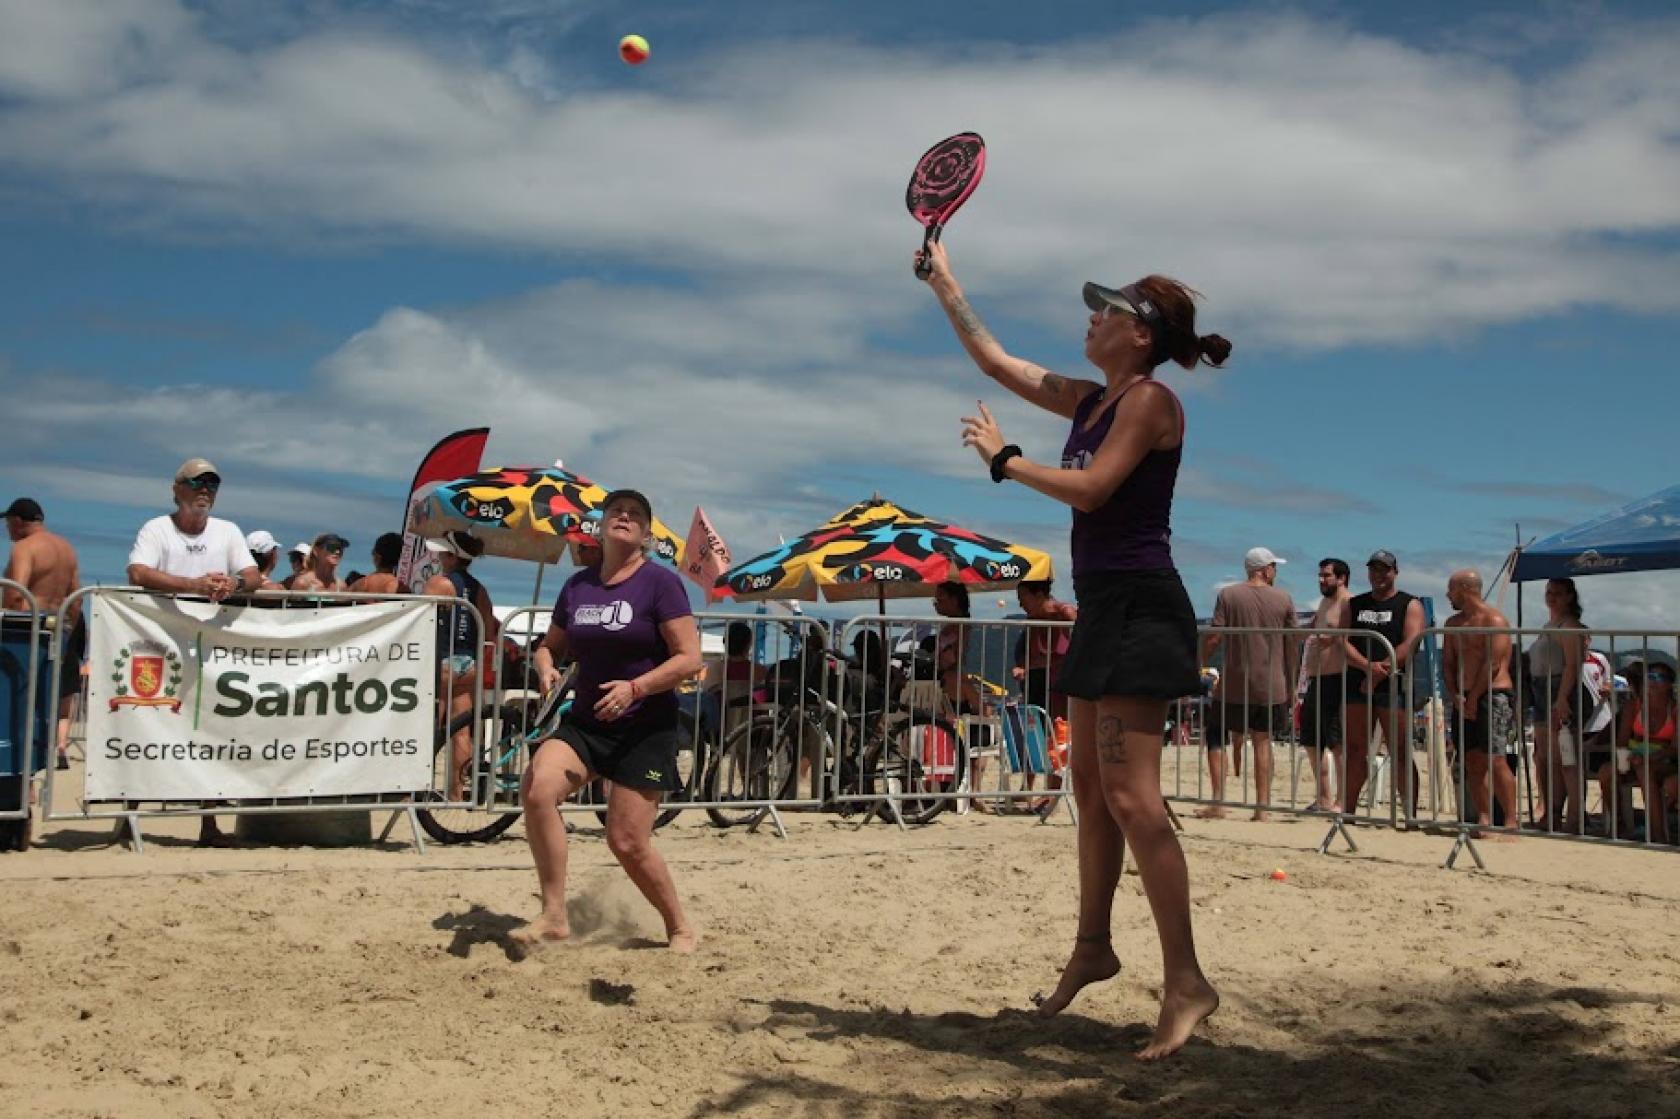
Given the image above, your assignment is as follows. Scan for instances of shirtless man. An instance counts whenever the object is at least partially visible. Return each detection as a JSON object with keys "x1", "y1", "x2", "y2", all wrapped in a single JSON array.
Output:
[
  {"x1": 1299, "y1": 559, "x2": 1352, "y2": 812},
  {"x1": 1442, "y1": 569, "x2": 1519, "y2": 839},
  {"x1": 291, "y1": 533, "x2": 350, "y2": 592},
  {"x1": 3, "y1": 498, "x2": 81, "y2": 769},
  {"x1": 349, "y1": 533, "x2": 404, "y2": 595}
]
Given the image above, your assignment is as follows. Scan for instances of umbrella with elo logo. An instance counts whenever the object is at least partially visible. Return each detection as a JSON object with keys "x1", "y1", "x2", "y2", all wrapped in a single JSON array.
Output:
[
  {"x1": 406, "y1": 464, "x2": 686, "y2": 567},
  {"x1": 713, "y1": 494, "x2": 1051, "y2": 613}
]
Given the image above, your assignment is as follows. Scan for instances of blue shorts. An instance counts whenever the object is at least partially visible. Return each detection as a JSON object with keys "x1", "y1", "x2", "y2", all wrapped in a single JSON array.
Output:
[{"x1": 441, "y1": 655, "x2": 476, "y2": 676}]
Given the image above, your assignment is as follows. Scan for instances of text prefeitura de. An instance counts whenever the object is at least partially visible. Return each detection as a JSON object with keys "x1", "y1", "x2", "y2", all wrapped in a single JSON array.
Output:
[{"x1": 205, "y1": 642, "x2": 426, "y2": 667}]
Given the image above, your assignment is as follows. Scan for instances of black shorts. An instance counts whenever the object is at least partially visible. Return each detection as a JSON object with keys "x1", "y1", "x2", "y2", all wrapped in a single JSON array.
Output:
[
  {"x1": 1345, "y1": 669, "x2": 1416, "y2": 709},
  {"x1": 543, "y1": 718, "x2": 681, "y2": 793},
  {"x1": 1205, "y1": 701, "x2": 1288, "y2": 747},
  {"x1": 1299, "y1": 675, "x2": 1345, "y2": 752},
  {"x1": 1056, "y1": 570, "x2": 1200, "y2": 702},
  {"x1": 1461, "y1": 690, "x2": 1517, "y2": 756},
  {"x1": 59, "y1": 615, "x2": 87, "y2": 701}
]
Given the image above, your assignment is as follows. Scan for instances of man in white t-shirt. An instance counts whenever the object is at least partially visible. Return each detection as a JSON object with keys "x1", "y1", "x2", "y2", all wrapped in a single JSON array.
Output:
[
  {"x1": 127, "y1": 458, "x2": 259, "y2": 601},
  {"x1": 124, "y1": 457, "x2": 259, "y2": 846}
]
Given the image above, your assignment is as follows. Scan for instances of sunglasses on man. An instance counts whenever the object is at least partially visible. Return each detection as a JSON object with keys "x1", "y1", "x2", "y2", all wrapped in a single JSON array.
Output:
[{"x1": 182, "y1": 476, "x2": 221, "y2": 493}]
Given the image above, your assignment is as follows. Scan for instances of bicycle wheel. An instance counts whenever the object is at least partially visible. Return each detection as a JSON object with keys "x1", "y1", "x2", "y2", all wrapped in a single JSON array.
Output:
[
  {"x1": 875, "y1": 714, "x2": 966, "y2": 825},
  {"x1": 415, "y1": 706, "x2": 523, "y2": 845},
  {"x1": 704, "y1": 714, "x2": 794, "y2": 828}
]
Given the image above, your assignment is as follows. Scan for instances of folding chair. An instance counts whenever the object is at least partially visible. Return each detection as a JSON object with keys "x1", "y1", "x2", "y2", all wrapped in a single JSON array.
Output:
[{"x1": 999, "y1": 702, "x2": 1076, "y2": 824}]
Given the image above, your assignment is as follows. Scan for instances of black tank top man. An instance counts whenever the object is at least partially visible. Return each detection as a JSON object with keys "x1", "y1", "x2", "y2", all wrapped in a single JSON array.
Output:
[
  {"x1": 1348, "y1": 589, "x2": 1415, "y2": 702},
  {"x1": 436, "y1": 567, "x2": 484, "y2": 662}
]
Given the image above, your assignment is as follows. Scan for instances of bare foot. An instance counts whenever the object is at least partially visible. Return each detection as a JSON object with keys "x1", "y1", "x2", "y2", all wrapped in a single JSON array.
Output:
[
  {"x1": 510, "y1": 914, "x2": 571, "y2": 945},
  {"x1": 1137, "y1": 976, "x2": 1219, "y2": 1061},
  {"x1": 1193, "y1": 806, "x2": 1227, "y2": 820},
  {"x1": 1034, "y1": 938, "x2": 1121, "y2": 1017},
  {"x1": 667, "y1": 927, "x2": 699, "y2": 954},
  {"x1": 1250, "y1": 810, "x2": 1271, "y2": 822}
]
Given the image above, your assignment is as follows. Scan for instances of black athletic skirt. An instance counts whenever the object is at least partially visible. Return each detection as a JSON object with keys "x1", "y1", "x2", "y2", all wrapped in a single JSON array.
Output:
[{"x1": 1056, "y1": 569, "x2": 1201, "y2": 702}]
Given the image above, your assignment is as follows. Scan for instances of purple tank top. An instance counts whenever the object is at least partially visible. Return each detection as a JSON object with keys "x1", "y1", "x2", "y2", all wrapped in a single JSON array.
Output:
[{"x1": 1062, "y1": 381, "x2": 1183, "y2": 578}]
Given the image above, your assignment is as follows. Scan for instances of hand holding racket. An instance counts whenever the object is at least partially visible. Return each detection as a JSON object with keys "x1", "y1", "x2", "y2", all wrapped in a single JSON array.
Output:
[{"x1": 907, "y1": 131, "x2": 986, "y2": 279}]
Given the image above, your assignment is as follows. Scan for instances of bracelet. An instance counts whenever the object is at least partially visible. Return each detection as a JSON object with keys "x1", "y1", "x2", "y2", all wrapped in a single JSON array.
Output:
[
  {"x1": 630, "y1": 679, "x2": 643, "y2": 702},
  {"x1": 990, "y1": 444, "x2": 1023, "y2": 483}
]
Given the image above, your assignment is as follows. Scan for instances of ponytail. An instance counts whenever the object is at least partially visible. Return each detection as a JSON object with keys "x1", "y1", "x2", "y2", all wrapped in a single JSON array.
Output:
[{"x1": 1196, "y1": 333, "x2": 1233, "y2": 368}]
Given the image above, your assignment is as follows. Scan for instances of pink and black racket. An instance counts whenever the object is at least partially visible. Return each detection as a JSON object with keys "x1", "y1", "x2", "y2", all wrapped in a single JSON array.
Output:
[{"x1": 908, "y1": 131, "x2": 986, "y2": 278}]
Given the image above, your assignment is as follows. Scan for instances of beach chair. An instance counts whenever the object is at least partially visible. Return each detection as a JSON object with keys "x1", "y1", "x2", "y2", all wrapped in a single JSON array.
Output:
[{"x1": 999, "y1": 702, "x2": 1076, "y2": 824}]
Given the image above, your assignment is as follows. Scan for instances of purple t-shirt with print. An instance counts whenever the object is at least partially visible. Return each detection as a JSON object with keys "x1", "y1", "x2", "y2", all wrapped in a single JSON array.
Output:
[{"x1": 553, "y1": 563, "x2": 693, "y2": 730}]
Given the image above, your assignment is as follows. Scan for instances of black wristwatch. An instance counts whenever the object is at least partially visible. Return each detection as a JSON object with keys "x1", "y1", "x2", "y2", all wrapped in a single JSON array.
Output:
[{"x1": 990, "y1": 444, "x2": 1023, "y2": 483}]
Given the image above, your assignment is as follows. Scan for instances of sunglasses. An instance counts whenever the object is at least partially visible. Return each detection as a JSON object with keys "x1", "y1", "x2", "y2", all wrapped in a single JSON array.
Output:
[{"x1": 182, "y1": 477, "x2": 220, "y2": 492}]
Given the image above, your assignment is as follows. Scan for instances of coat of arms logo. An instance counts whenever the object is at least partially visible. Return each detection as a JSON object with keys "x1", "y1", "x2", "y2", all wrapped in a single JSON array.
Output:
[{"x1": 109, "y1": 641, "x2": 184, "y2": 713}]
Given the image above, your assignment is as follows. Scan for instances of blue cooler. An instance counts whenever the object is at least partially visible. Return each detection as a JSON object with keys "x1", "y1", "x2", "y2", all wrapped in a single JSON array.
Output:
[{"x1": 1, "y1": 611, "x2": 52, "y2": 849}]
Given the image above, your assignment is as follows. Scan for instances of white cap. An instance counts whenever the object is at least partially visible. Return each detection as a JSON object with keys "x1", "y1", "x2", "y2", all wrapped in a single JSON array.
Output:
[
  {"x1": 423, "y1": 531, "x2": 483, "y2": 560},
  {"x1": 245, "y1": 530, "x2": 279, "y2": 555},
  {"x1": 289, "y1": 540, "x2": 311, "y2": 558},
  {"x1": 1244, "y1": 546, "x2": 1287, "y2": 570}
]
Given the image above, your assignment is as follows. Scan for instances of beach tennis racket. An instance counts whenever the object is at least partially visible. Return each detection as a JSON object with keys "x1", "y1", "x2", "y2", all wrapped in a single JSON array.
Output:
[{"x1": 908, "y1": 131, "x2": 986, "y2": 278}]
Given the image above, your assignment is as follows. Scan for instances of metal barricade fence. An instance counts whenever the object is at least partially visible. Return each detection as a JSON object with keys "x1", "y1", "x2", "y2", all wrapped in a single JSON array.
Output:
[
  {"x1": 41, "y1": 586, "x2": 486, "y2": 852},
  {"x1": 1169, "y1": 626, "x2": 1403, "y2": 854},
  {"x1": 1, "y1": 578, "x2": 46, "y2": 825},
  {"x1": 486, "y1": 607, "x2": 833, "y2": 837},
  {"x1": 831, "y1": 614, "x2": 1078, "y2": 825},
  {"x1": 1415, "y1": 625, "x2": 1680, "y2": 869}
]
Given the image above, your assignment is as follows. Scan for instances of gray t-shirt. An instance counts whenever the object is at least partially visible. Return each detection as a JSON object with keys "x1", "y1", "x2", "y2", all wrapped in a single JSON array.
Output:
[{"x1": 1212, "y1": 582, "x2": 1298, "y2": 705}]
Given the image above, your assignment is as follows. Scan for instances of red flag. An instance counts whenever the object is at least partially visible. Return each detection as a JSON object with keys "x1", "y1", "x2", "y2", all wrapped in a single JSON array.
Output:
[
  {"x1": 681, "y1": 506, "x2": 732, "y2": 603},
  {"x1": 396, "y1": 428, "x2": 490, "y2": 592}
]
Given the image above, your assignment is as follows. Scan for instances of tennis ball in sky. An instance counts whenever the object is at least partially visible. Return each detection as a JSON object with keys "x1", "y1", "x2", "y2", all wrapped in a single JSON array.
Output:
[{"x1": 619, "y1": 34, "x2": 650, "y2": 65}]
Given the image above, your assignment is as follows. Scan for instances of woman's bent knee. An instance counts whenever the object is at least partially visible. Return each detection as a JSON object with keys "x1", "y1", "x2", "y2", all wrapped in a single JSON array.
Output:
[{"x1": 606, "y1": 828, "x2": 652, "y2": 862}]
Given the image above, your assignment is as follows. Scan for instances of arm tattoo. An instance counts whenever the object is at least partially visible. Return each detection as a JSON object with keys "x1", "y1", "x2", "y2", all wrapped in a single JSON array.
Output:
[
  {"x1": 1096, "y1": 714, "x2": 1128, "y2": 765},
  {"x1": 948, "y1": 296, "x2": 993, "y2": 340},
  {"x1": 1040, "y1": 371, "x2": 1068, "y2": 397}
]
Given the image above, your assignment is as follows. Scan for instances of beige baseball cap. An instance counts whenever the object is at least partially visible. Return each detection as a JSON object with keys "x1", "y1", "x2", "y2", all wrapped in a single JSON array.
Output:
[{"x1": 173, "y1": 457, "x2": 220, "y2": 483}]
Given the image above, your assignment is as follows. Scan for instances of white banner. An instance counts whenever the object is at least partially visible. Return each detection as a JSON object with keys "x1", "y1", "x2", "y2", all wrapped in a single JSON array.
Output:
[{"x1": 85, "y1": 595, "x2": 437, "y2": 800}]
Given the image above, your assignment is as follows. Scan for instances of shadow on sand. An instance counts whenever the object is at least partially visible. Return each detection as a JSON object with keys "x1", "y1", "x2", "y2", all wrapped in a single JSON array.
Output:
[{"x1": 687, "y1": 980, "x2": 1679, "y2": 1119}]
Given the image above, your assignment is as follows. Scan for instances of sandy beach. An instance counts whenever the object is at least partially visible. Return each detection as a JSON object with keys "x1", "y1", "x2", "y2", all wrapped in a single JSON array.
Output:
[{"x1": 3, "y1": 796, "x2": 1678, "y2": 1119}]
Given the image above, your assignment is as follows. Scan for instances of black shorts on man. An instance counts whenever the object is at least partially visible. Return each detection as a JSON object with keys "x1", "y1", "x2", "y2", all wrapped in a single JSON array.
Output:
[
  {"x1": 1345, "y1": 668, "x2": 1415, "y2": 709},
  {"x1": 1299, "y1": 674, "x2": 1344, "y2": 753},
  {"x1": 1205, "y1": 702, "x2": 1288, "y2": 748}
]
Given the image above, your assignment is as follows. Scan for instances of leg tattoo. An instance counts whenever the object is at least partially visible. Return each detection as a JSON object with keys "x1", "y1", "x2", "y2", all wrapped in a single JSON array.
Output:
[{"x1": 1097, "y1": 714, "x2": 1128, "y2": 765}]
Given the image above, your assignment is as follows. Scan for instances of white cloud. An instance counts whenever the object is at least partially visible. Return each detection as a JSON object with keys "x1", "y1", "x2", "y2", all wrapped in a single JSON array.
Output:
[
  {"x1": 0, "y1": 279, "x2": 1072, "y2": 568},
  {"x1": 0, "y1": 5, "x2": 1677, "y2": 346}
]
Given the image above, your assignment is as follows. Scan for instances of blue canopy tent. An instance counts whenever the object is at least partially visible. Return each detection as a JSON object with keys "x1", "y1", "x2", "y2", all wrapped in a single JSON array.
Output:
[{"x1": 1511, "y1": 485, "x2": 1680, "y2": 583}]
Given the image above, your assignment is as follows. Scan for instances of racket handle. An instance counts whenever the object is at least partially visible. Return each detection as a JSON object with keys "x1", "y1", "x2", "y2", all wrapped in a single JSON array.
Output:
[{"x1": 913, "y1": 225, "x2": 943, "y2": 278}]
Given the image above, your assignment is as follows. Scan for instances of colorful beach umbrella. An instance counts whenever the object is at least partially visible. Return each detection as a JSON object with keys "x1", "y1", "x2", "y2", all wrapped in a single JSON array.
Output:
[
  {"x1": 714, "y1": 496, "x2": 1052, "y2": 605},
  {"x1": 407, "y1": 465, "x2": 685, "y2": 566}
]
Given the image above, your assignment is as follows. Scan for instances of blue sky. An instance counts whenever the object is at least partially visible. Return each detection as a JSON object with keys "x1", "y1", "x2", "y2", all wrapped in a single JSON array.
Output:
[{"x1": 3, "y1": 0, "x2": 1678, "y2": 628}]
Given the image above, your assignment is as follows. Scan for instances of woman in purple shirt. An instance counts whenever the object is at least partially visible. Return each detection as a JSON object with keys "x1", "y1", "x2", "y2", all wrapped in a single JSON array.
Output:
[
  {"x1": 516, "y1": 489, "x2": 702, "y2": 953},
  {"x1": 920, "y1": 240, "x2": 1230, "y2": 1060}
]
